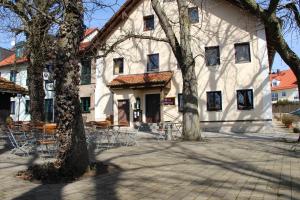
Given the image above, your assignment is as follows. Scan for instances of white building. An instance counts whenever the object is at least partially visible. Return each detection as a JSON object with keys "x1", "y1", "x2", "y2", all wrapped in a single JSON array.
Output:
[{"x1": 93, "y1": 0, "x2": 273, "y2": 132}]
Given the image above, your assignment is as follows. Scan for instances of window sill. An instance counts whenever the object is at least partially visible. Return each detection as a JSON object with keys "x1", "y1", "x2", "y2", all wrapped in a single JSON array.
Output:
[{"x1": 235, "y1": 61, "x2": 251, "y2": 64}]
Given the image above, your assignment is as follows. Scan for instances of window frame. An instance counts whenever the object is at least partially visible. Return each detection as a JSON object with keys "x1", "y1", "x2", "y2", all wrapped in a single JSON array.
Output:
[
  {"x1": 188, "y1": 7, "x2": 199, "y2": 24},
  {"x1": 113, "y1": 57, "x2": 124, "y2": 75},
  {"x1": 178, "y1": 93, "x2": 184, "y2": 112},
  {"x1": 205, "y1": 46, "x2": 220, "y2": 66},
  {"x1": 147, "y1": 53, "x2": 159, "y2": 72},
  {"x1": 237, "y1": 89, "x2": 254, "y2": 110},
  {"x1": 80, "y1": 59, "x2": 92, "y2": 85},
  {"x1": 206, "y1": 91, "x2": 222, "y2": 111},
  {"x1": 143, "y1": 15, "x2": 155, "y2": 31},
  {"x1": 80, "y1": 97, "x2": 91, "y2": 113},
  {"x1": 234, "y1": 42, "x2": 251, "y2": 63}
]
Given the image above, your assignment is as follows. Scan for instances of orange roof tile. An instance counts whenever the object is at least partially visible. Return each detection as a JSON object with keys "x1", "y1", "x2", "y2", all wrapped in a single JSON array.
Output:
[
  {"x1": 0, "y1": 54, "x2": 28, "y2": 67},
  {"x1": 0, "y1": 77, "x2": 28, "y2": 94},
  {"x1": 270, "y1": 69, "x2": 297, "y2": 91},
  {"x1": 84, "y1": 28, "x2": 97, "y2": 37},
  {"x1": 108, "y1": 71, "x2": 173, "y2": 89}
]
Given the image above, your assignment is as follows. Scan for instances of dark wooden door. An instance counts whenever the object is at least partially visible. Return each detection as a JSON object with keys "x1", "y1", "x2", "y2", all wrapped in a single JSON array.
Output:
[
  {"x1": 118, "y1": 99, "x2": 130, "y2": 126},
  {"x1": 146, "y1": 94, "x2": 161, "y2": 123}
]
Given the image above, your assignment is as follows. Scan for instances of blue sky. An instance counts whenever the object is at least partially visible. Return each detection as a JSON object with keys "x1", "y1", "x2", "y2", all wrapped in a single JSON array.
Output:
[{"x1": 0, "y1": 0, "x2": 298, "y2": 72}]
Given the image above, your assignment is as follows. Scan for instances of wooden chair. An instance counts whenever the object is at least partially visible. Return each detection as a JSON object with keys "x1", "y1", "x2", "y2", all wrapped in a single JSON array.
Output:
[{"x1": 37, "y1": 123, "x2": 57, "y2": 156}]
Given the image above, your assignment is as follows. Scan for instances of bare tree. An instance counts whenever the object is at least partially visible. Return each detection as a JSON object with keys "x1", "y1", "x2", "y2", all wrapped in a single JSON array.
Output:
[{"x1": 238, "y1": 0, "x2": 300, "y2": 141}]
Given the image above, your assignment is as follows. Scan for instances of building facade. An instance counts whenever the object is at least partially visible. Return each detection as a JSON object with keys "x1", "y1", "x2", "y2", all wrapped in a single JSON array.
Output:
[
  {"x1": 270, "y1": 69, "x2": 299, "y2": 103},
  {"x1": 0, "y1": 28, "x2": 98, "y2": 122},
  {"x1": 94, "y1": 0, "x2": 273, "y2": 132}
]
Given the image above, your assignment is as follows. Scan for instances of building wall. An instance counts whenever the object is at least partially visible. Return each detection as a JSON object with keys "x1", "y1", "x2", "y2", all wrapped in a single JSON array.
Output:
[
  {"x1": 272, "y1": 88, "x2": 299, "y2": 103},
  {"x1": 95, "y1": 0, "x2": 272, "y2": 132}
]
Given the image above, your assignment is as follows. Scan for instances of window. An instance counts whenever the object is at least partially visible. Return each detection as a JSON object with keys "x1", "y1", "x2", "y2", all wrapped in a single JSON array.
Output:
[
  {"x1": 294, "y1": 95, "x2": 299, "y2": 100},
  {"x1": 272, "y1": 80, "x2": 279, "y2": 87},
  {"x1": 113, "y1": 58, "x2": 124, "y2": 75},
  {"x1": 164, "y1": 0, "x2": 174, "y2": 2},
  {"x1": 81, "y1": 97, "x2": 91, "y2": 113},
  {"x1": 10, "y1": 70, "x2": 17, "y2": 82},
  {"x1": 188, "y1": 7, "x2": 199, "y2": 23},
  {"x1": 147, "y1": 54, "x2": 159, "y2": 72},
  {"x1": 10, "y1": 101, "x2": 15, "y2": 114},
  {"x1": 0, "y1": 72, "x2": 1, "y2": 77},
  {"x1": 282, "y1": 91, "x2": 286, "y2": 97},
  {"x1": 235, "y1": 43, "x2": 251, "y2": 63},
  {"x1": 44, "y1": 99, "x2": 54, "y2": 122},
  {"x1": 178, "y1": 94, "x2": 184, "y2": 112},
  {"x1": 272, "y1": 93, "x2": 278, "y2": 101},
  {"x1": 237, "y1": 89, "x2": 254, "y2": 110},
  {"x1": 205, "y1": 46, "x2": 220, "y2": 66},
  {"x1": 144, "y1": 15, "x2": 154, "y2": 31},
  {"x1": 81, "y1": 59, "x2": 91, "y2": 85},
  {"x1": 15, "y1": 47, "x2": 24, "y2": 58},
  {"x1": 25, "y1": 100, "x2": 30, "y2": 114},
  {"x1": 207, "y1": 91, "x2": 222, "y2": 111}
]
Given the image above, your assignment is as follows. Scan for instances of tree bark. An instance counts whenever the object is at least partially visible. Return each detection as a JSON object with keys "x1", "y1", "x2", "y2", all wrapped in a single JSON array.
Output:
[{"x1": 54, "y1": 0, "x2": 89, "y2": 177}]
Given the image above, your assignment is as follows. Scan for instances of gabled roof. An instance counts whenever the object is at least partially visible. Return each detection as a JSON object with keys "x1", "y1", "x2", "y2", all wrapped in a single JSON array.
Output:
[
  {"x1": 0, "y1": 77, "x2": 28, "y2": 94},
  {"x1": 0, "y1": 28, "x2": 98, "y2": 68},
  {"x1": 94, "y1": 0, "x2": 275, "y2": 67},
  {"x1": 270, "y1": 69, "x2": 297, "y2": 91},
  {"x1": 108, "y1": 71, "x2": 173, "y2": 89}
]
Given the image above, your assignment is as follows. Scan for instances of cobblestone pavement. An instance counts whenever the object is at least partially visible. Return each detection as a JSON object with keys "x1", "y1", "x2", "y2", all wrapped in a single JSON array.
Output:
[{"x1": 0, "y1": 132, "x2": 300, "y2": 200}]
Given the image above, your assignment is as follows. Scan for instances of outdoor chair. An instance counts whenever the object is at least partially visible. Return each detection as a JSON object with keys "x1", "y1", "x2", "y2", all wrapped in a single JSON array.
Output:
[{"x1": 37, "y1": 123, "x2": 58, "y2": 157}]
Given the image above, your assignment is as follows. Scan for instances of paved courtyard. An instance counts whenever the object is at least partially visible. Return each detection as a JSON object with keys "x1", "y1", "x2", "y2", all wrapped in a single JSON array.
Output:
[{"x1": 0, "y1": 131, "x2": 300, "y2": 200}]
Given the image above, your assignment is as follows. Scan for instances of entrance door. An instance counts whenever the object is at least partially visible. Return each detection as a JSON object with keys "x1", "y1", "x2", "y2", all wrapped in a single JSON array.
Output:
[
  {"x1": 146, "y1": 94, "x2": 161, "y2": 123},
  {"x1": 118, "y1": 99, "x2": 130, "y2": 126}
]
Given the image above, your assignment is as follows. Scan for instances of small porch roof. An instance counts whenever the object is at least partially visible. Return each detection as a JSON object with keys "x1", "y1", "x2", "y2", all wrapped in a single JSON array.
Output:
[
  {"x1": 0, "y1": 77, "x2": 28, "y2": 95},
  {"x1": 108, "y1": 71, "x2": 173, "y2": 90}
]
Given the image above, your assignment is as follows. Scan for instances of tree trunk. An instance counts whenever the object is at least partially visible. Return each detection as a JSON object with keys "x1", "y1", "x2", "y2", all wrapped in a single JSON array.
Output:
[
  {"x1": 54, "y1": 0, "x2": 89, "y2": 177},
  {"x1": 181, "y1": 60, "x2": 202, "y2": 141}
]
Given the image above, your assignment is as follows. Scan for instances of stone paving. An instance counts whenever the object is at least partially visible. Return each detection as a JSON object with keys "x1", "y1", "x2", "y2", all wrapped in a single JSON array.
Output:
[{"x1": 0, "y1": 131, "x2": 300, "y2": 200}]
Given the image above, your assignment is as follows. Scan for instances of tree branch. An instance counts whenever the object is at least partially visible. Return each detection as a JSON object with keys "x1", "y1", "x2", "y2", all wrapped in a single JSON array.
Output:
[{"x1": 286, "y1": 2, "x2": 300, "y2": 28}]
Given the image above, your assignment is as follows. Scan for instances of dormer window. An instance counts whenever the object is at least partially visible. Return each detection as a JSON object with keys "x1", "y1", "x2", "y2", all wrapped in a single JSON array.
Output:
[
  {"x1": 272, "y1": 79, "x2": 280, "y2": 87},
  {"x1": 15, "y1": 41, "x2": 25, "y2": 58}
]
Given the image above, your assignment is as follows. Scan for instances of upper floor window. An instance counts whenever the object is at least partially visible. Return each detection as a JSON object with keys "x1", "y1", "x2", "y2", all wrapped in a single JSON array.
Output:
[
  {"x1": 81, "y1": 59, "x2": 91, "y2": 85},
  {"x1": 147, "y1": 54, "x2": 159, "y2": 72},
  {"x1": 207, "y1": 91, "x2": 222, "y2": 111},
  {"x1": 188, "y1": 7, "x2": 199, "y2": 23},
  {"x1": 237, "y1": 89, "x2": 254, "y2": 110},
  {"x1": 205, "y1": 46, "x2": 220, "y2": 66},
  {"x1": 10, "y1": 70, "x2": 17, "y2": 82},
  {"x1": 272, "y1": 79, "x2": 279, "y2": 87},
  {"x1": 80, "y1": 97, "x2": 91, "y2": 113},
  {"x1": 178, "y1": 93, "x2": 183, "y2": 112},
  {"x1": 272, "y1": 92, "x2": 278, "y2": 101},
  {"x1": 144, "y1": 15, "x2": 154, "y2": 31},
  {"x1": 113, "y1": 58, "x2": 124, "y2": 75},
  {"x1": 235, "y1": 43, "x2": 251, "y2": 63}
]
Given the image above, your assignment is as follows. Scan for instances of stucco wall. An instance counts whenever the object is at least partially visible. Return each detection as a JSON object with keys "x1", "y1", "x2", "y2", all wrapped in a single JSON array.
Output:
[
  {"x1": 272, "y1": 88, "x2": 299, "y2": 103},
  {"x1": 94, "y1": 0, "x2": 272, "y2": 131}
]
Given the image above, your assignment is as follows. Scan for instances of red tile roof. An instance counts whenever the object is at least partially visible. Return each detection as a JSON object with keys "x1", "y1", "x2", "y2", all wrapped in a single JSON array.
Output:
[
  {"x1": 0, "y1": 77, "x2": 28, "y2": 94},
  {"x1": 0, "y1": 28, "x2": 98, "y2": 68},
  {"x1": 108, "y1": 71, "x2": 173, "y2": 89},
  {"x1": 270, "y1": 69, "x2": 297, "y2": 91}
]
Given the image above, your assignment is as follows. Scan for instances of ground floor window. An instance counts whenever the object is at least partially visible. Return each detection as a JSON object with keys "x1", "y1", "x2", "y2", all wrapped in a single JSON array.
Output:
[
  {"x1": 80, "y1": 97, "x2": 91, "y2": 113},
  {"x1": 272, "y1": 92, "x2": 278, "y2": 101},
  {"x1": 10, "y1": 101, "x2": 15, "y2": 114},
  {"x1": 207, "y1": 91, "x2": 222, "y2": 111},
  {"x1": 237, "y1": 89, "x2": 254, "y2": 110},
  {"x1": 178, "y1": 94, "x2": 183, "y2": 112},
  {"x1": 44, "y1": 99, "x2": 54, "y2": 122},
  {"x1": 25, "y1": 100, "x2": 30, "y2": 114}
]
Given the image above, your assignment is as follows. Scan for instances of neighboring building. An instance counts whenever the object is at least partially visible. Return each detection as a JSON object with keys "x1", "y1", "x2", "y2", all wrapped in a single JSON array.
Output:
[
  {"x1": 0, "y1": 47, "x2": 13, "y2": 62},
  {"x1": 0, "y1": 28, "x2": 99, "y2": 122},
  {"x1": 93, "y1": 0, "x2": 273, "y2": 132},
  {"x1": 270, "y1": 69, "x2": 299, "y2": 103}
]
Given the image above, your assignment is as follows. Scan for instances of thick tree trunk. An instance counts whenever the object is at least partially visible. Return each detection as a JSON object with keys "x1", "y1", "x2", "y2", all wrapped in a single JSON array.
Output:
[
  {"x1": 54, "y1": 0, "x2": 89, "y2": 177},
  {"x1": 181, "y1": 60, "x2": 202, "y2": 141}
]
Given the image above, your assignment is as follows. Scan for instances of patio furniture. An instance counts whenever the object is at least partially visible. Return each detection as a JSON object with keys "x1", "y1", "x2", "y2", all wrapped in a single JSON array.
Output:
[{"x1": 37, "y1": 123, "x2": 58, "y2": 157}]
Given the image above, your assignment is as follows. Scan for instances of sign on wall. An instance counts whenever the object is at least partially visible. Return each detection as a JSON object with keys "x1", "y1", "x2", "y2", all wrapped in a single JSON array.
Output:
[{"x1": 163, "y1": 97, "x2": 175, "y2": 105}]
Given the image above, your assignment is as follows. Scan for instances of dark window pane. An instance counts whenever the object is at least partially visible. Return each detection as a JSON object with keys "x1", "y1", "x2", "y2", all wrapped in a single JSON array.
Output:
[
  {"x1": 10, "y1": 101, "x2": 15, "y2": 114},
  {"x1": 188, "y1": 7, "x2": 199, "y2": 23},
  {"x1": 44, "y1": 99, "x2": 54, "y2": 122},
  {"x1": 178, "y1": 94, "x2": 184, "y2": 112},
  {"x1": 235, "y1": 43, "x2": 251, "y2": 63},
  {"x1": 81, "y1": 97, "x2": 91, "y2": 113},
  {"x1": 205, "y1": 46, "x2": 220, "y2": 66},
  {"x1": 237, "y1": 89, "x2": 254, "y2": 110},
  {"x1": 144, "y1": 15, "x2": 154, "y2": 31},
  {"x1": 207, "y1": 91, "x2": 222, "y2": 111},
  {"x1": 272, "y1": 92, "x2": 278, "y2": 101},
  {"x1": 147, "y1": 54, "x2": 159, "y2": 72},
  {"x1": 25, "y1": 100, "x2": 30, "y2": 114},
  {"x1": 10, "y1": 70, "x2": 16, "y2": 82},
  {"x1": 81, "y1": 59, "x2": 91, "y2": 85},
  {"x1": 113, "y1": 58, "x2": 124, "y2": 75}
]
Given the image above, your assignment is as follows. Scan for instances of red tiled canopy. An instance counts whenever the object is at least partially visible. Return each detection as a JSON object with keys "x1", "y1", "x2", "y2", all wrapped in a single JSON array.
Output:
[
  {"x1": 108, "y1": 71, "x2": 173, "y2": 89},
  {"x1": 0, "y1": 77, "x2": 28, "y2": 94}
]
